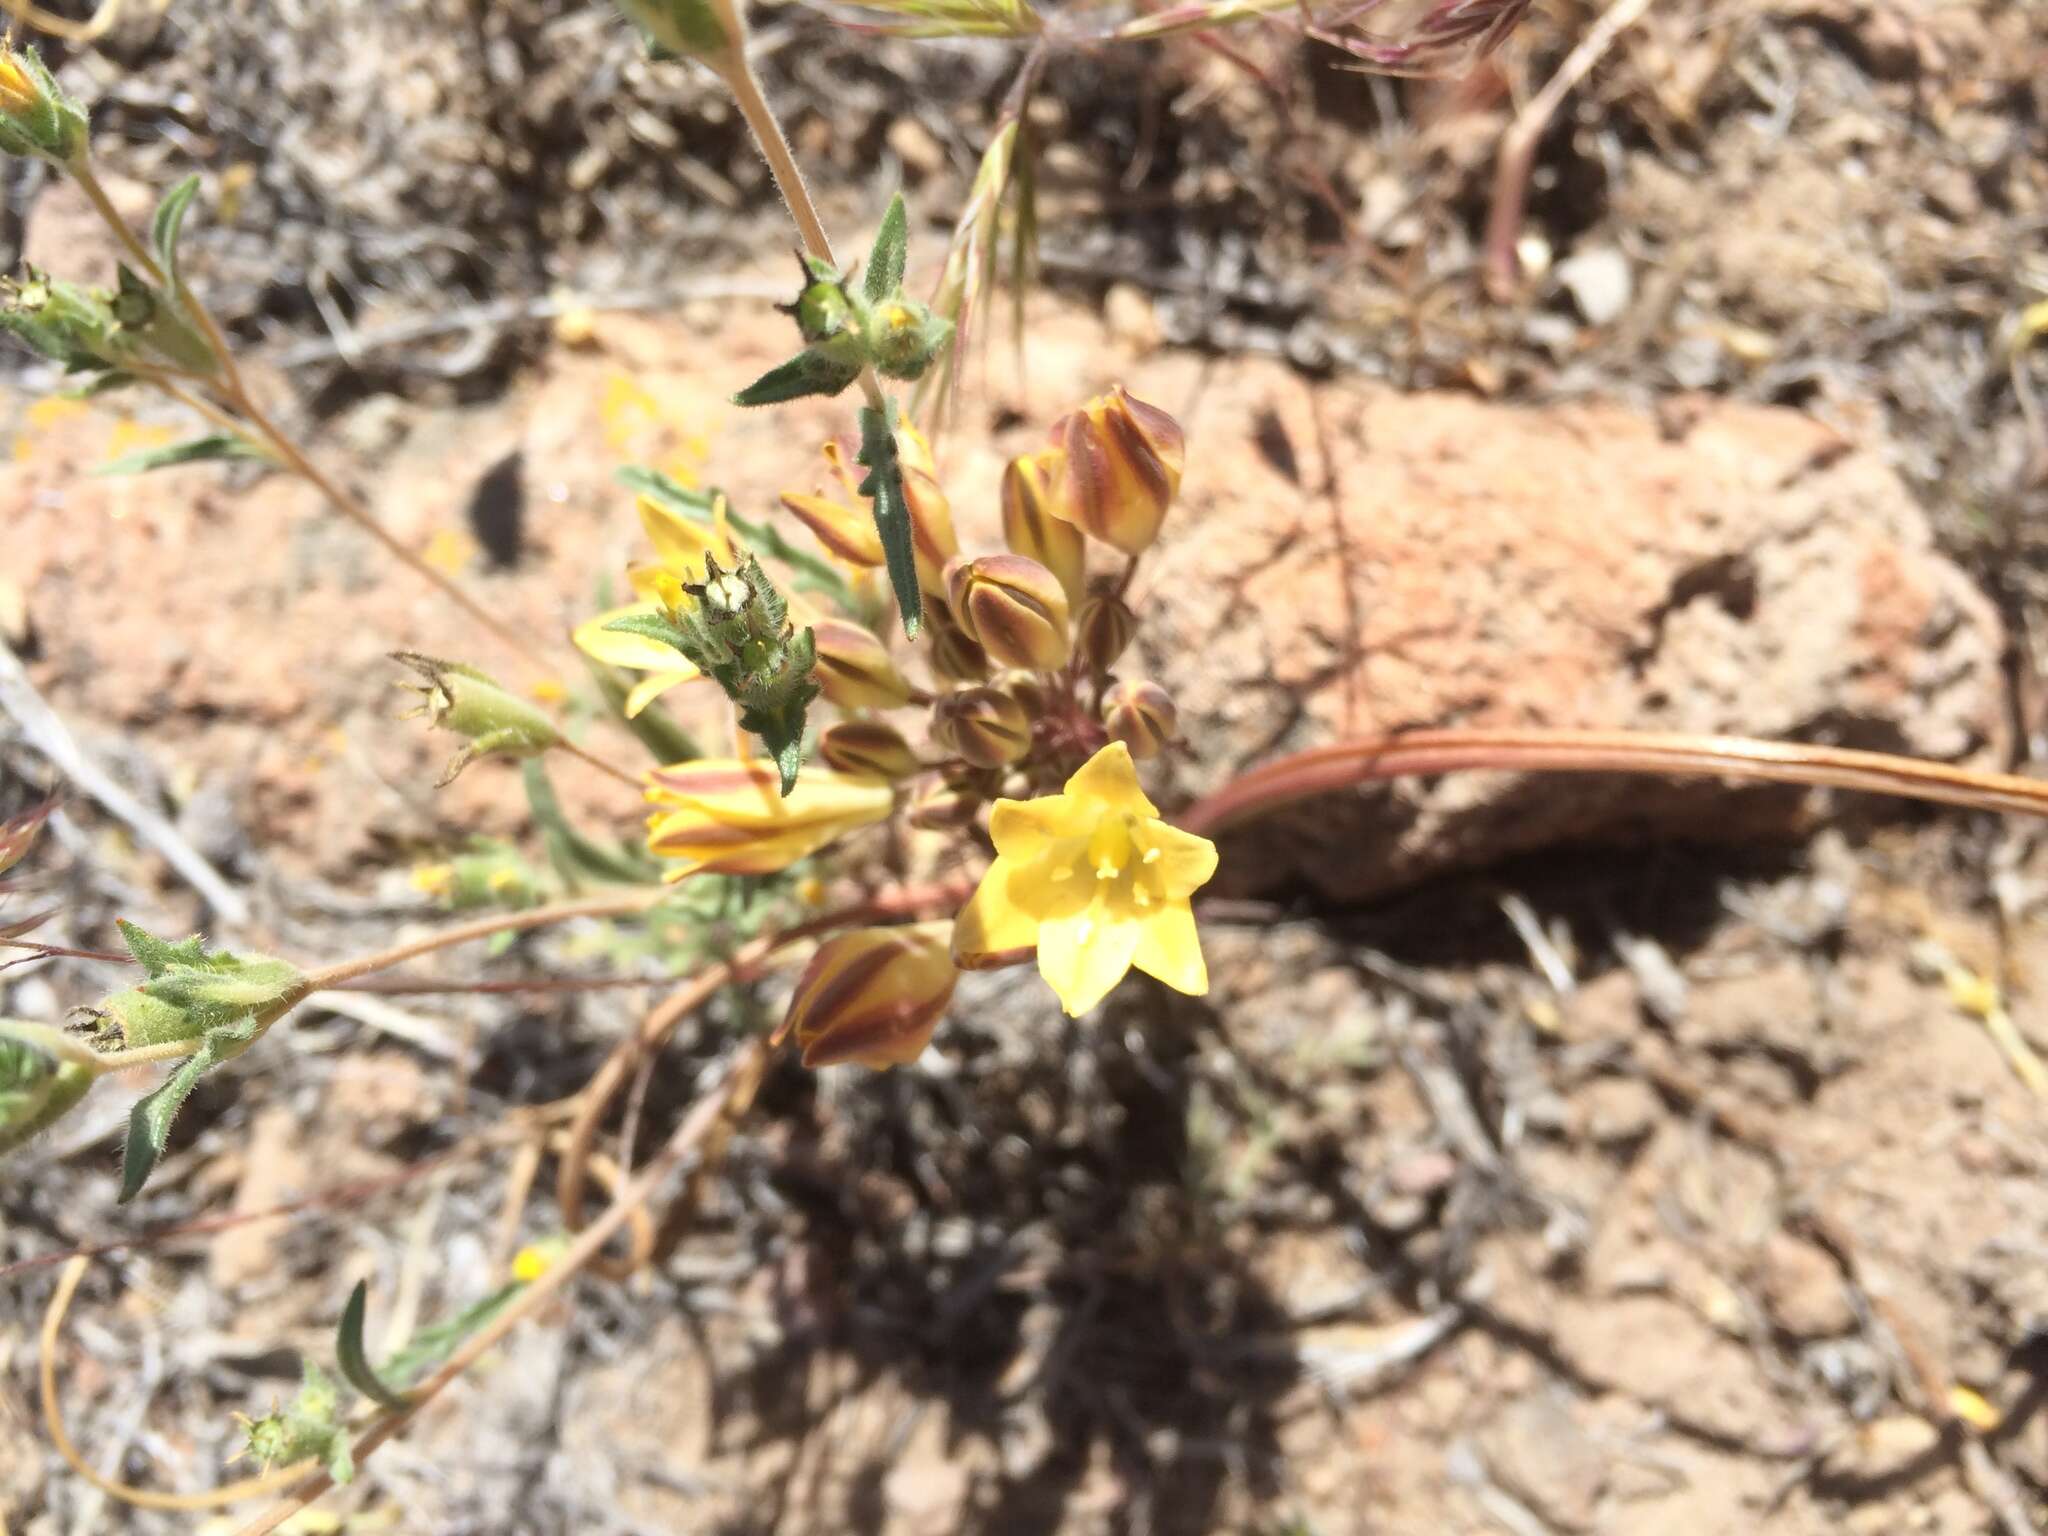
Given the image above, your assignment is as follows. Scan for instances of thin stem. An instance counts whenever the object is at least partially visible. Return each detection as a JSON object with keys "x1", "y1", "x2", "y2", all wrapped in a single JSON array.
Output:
[
  {"x1": 557, "y1": 737, "x2": 646, "y2": 791},
  {"x1": 1177, "y1": 727, "x2": 2048, "y2": 838},
  {"x1": 715, "y1": 57, "x2": 889, "y2": 414},
  {"x1": 301, "y1": 888, "x2": 673, "y2": 990},
  {"x1": 67, "y1": 158, "x2": 163, "y2": 285}
]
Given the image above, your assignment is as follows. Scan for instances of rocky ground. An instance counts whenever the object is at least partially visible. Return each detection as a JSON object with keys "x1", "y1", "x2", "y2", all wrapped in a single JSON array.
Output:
[{"x1": 4, "y1": 1, "x2": 2048, "y2": 1534}]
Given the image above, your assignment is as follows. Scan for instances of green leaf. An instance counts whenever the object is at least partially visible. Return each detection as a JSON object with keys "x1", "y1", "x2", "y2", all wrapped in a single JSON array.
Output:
[
  {"x1": 602, "y1": 610, "x2": 691, "y2": 654},
  {"x1": 864, "y1": 192, "x2": 910, "y2": 305},
  {"x1": 857, "y1": 397, "x2": 922, "y2": 638},
  {"x1": 150, "y1": 174, "x2": 201, "y2": 293},
  {"x1": 523, "y1": 761, "x2": 661, "y2": 889},
  {"x1": 93, "y1": 432, "x2": 261, "y2": 477},
  {"x1": 119, "y1": 1015, "x2": 258, "y2": 1202},
  {"x1": 117, "y1": 919, "x2": 214, "y2": 977},
  {"x1": 582, "y1": 656, "x2": 702, "y2": 764},
  {"x1": 616, "y1": 466, "x2": 858, "y2": 610},
  {"x1": 335, "y1": 1281, "x2": 412, "y2": 1410},
  {"x1": 731, "y1": 347, "x2": 861, "y2": 407},
  {"x1": 113, "y1": 920, "x2": 306, "y2": 1038},
  {"x1": 375, "y1": 1281, "x2": 523, "y2": 1391}
]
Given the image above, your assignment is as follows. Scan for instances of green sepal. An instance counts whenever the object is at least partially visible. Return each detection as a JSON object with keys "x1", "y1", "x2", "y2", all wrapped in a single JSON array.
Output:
[
  {"x1": 731, "y1": 344, "x2": 862, "y2": 407},
  {"x1": 119, "y1": 1013, "x2": 260, "y2": 1202},
  {"x1": 857, "y1": 397, "x2": 922, "y2": 638},
  {"x1": 241, "y1": 1361, "x2": 352, "y2": 1481},
  {"x1": 0, "y1": 1022, "x2": 94, "y2": 1158},
  {"x1": 336, "y1": 1281, "x2": 412, "y2": 1410},
  {"x1": 150, "y1": 175, "x2": 201, "y2": 294},
  {"x1": 93, "y1": 431, "x2": 260, "y2": 477},
  {"x1": 864, "y1": 192, "x2": 910, "y2": 305}
]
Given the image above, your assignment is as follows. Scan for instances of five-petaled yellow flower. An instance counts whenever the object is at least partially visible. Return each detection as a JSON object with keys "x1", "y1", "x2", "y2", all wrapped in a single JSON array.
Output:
[
  {"x1": 571, "y1": 493, "x2": 732, "y2": 718},
  {"x1": 952, "y1": 741, "x2": 1217, "y2": 1016}
]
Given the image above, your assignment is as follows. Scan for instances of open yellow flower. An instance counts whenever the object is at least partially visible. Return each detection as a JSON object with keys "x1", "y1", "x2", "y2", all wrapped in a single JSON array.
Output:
[
  {"x1": 644, "y1": 758, "x2": 893, "y2": 879},
  {"x1": 571, "y1": 493, "x2": 734, "y2": 716},
  {"x1": 952, "y1": 741, "x2": 1217, "y2": 1016}
]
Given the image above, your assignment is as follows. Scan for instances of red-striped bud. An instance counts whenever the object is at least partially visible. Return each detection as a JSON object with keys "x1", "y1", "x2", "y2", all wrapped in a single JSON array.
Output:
[
  {"x1": 812, "y1": 618, "x2": 914, "y2": 710},
  {"x1": 779, "y1": 922, "x2": 957, "y2": 1069},
  {"x1": 1102, "y1": 678, "x2": 1178, "y2": 761},
  {"x1": 896, "y1": 421, "x2": 959, "y2": 603},
  {"x1": 933, "y1": 685, "x2": 1032, "y2": 768},
  {"x1": 1048, "y1": 386, "x2": 1185, "y2": 556},
  {"x1": 1001, "y1": 447, "x2": 1086, "y2": 607},
  {"x1": 817, "y1": 719, "x2": 919, "y2": 781},
  {"x1": 1073, "y1": 590, "x2": 1137, "y2": 673},
  {"x1": 944, "y1": 553, "x2": 1071, "y2": 673}
]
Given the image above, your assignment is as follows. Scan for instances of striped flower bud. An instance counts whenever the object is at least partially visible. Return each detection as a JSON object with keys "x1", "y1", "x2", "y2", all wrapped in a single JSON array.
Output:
[
  {"x1": 780, "y1": 487, "x2": 884, "y2": 568},
  {"x1": 1048, "y1": 387, "x2": 1185, "y2": 556},
  {"x1": 1074, "y1": 590, "x2": 1137, "y2": 674},
  {"x1": 818, "y1": 719, "x2": 919, "y2": 781},
  {"x1": 990, "y1": 668, "x2": 1050, "y2": 719},
  {"x1": 1102, "y1": 679, "x2": 1178, "y2": 761},
  {"x1": 779, "y1": 922, "x2": 958, "y2": 1069},
  {"x1": 812, "y1": 618, "x2": 914, "y2": 711},
  {"x1": 933, "y1": 685, "x2": 1032, "y2": 769},
  {"x1": 907, "y1": 771, "x2": 986, "y2": 830},
  {"x1": 926, "y1": 602, "x2": 990, "y2": 684},
  {"x1": 945, "y1": 554, "x2": 1071, "y2": 673},
  {"x1": 644, "y1": 759, "x2": 893, "y2": 878},
  {"x1": 897, "y1": 421, "x2": 959, "y2": 603},
  {"x1": 1001, "y1": 448, "x2": 1086, "y2": 607}
]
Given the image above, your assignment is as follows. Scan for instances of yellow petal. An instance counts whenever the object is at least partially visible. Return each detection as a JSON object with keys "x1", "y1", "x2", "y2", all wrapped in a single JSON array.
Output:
[
  {"x1": 1036, "y1": 904, "x2": 1140, "y2": 1016},
  {"x1": 1063, "y1": 741, "x2": 1158, "y2": 819},
  {"x1": 624, "y1": 669, "x2": 697, "y2": 718},
  {"x1": 574, "y1": 604, "x2": 689, "y2": 672},
  {"x1": 637, "y1": 493, "x2": 729, "y2": 579},
  {"x1": 1132, "y1": 901, "x2": 1207, "y2": 996},
  {"x1": 988, "y1": 794, "x2": 1090, "y2": 860},
  {"x1": 1138, "y1": 823, "x2": 1218, "y2": 901},
  {"x1": 952, "y1": 856, "x2": 1041, "y2": 967}
]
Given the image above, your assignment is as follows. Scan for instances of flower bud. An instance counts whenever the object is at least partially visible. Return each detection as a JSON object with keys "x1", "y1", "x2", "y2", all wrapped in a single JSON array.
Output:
[
  {"x1": 0, "y1": 48, "x2": 88, "y2": 166},
  {"x1": 1049, "y1": 386, "x2": 1185, "y2": 556},
  {"x1": 926, "y1": 603, "x2": 990, "y2": 684},
  {"x1": 896, "y1": 421, "x2": 959, "y2": 602},
  {"x1": 393, "y1": 653, "x2": 562, "y2": 786},
  {"x1": 1001, "y1": 448, "x2": 1086, "y2": 607},
  {"x1": 1074, "y1": 590, "x2": 1137, "y2": 674},
  {"x1": 612, "y1": 0, "x2": 732, "y2": 61},
  {"x1": 818, "y1": 719, "x2": 919, "y2": 781},
  {"x1": 933, "y1": 685, "x2": 1031, "y2": 769},
  {"x1": 1102, "y1": 679, "x2": 1178, "y2": 761},
  {"x1": 780, "y1": 488, "x2": 884, "y2": 568},
  {"x1": 812, "y1": 618, "x2": 914, "y2": 711},
  {"x1": 945, "y1": 554, "x2": 1071, "y2": 673},
  {"x1": 0, "y1": 268, "x2": 115, "y2": 372},
  {"x1": 907, "y1": 775, "x2": 985, "y2": 830},
  {"x1": 990, "y1": 668, "x2": 1049, "y2": 719},
  {"x1": 778, "y1": 922, "x2": 958, "y2": 1069}
]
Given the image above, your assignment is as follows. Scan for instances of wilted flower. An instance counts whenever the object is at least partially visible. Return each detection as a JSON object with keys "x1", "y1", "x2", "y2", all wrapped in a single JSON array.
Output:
[
  {"x1": 1074, "y1": 590, "x2": 1137, "y2": 673},
  {"x1": 1001, "y1": 448, "x2": 1085, "y2": 607},
  {"x1": 933, "y1": 685, "x2": 1031, "y2": 769},
  {"x1": 644, "y1": 758, "x2": 892, "y2": 878},
  {"x1": 611, "y1": 0, "x2": 731, "y2": 62},
  {"x1": 818, "y1": 719, "x2": 920, "y2": 781},
  {"x1": 394, "y1": 653, "x2": 562, "y2": 785},
  {"x1": 953, "y1": 741, "x2": 1216, "y2": 1015},
  {"x1": 1048, "y1": 387, "x2": 1185, "y2": 557},
  {"x1": 945, "y1": 553, "x2": 1071, "y2": 673},
  {"x1": 812, "y1": 618, "x2": 915, "y2": 710},
  {"x1": 778, "y1": 921, "x2": 957, "y2": 1068},
  {"x1": 1102, "y1": 679, "x2": 1178, "y2": 761}
]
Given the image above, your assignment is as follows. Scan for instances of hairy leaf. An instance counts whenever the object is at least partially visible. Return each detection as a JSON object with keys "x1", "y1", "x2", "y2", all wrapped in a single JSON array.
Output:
[
  {"x1": 864, "y1": 192, "x2": 910, "y2": 304},
  {"x1": 119, "y1": 1014, "x2": 258, "y2": 1202},
  {"x1": 150, "y1": 174, "x2": 201, "y2": 293},
  {"x1": 336, "y1": 1281, "x2": 412, "y2": 1410},
  {"x1": 93, "y1": 432, "x2": 260, "y2": 477},
  {"x1": 731, "y1": 347, "x2": 861, "y2": 407},
  {"x1": 857, "y1": 397, "x2": 921, "y2": 637}
]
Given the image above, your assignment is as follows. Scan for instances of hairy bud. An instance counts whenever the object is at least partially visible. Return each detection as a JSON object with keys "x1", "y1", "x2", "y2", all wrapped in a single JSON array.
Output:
[{"x1": 394, "y1": 653, "x2": 562, "y2": 786}]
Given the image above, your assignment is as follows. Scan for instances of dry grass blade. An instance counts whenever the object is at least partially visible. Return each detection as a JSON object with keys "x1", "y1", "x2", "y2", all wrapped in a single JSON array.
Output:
[{"x1": 817, "y1": 0, "x2": 1040, "y2": 37}]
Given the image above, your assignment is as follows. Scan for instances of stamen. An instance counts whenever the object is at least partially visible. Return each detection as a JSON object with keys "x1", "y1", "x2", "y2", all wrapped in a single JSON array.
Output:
[
  {"x1": 1076, "y1": 917, "x2": 1094, "y2": 946},
  {"x1": 1141, "y1": 847, "x2": 1160, "y2": 865},
  {"x1": 1096, "y1": 860, "x2": 1119, "y2": 880},
  {"x1": 1133, "y1": 887, "x2": 1151, "y2": 907}
]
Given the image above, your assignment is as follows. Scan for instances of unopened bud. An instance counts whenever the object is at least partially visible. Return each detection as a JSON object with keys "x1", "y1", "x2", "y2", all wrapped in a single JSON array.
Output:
[
  {"x1": 781, "y1": 488, "x2": 884, "y2": 568},
  {"x1": 1074, "y1": 590, "x2": 1137, "y2": 673},
  {"x1": 945, "y1": 554, "x2": 1070, "y2": 673},
  {"x1": 0, "y1": 268, "x2": 114, "y2": 372},
  {"x1": 896, "y1": 421, "x2": 959, "y2": 602},
  {"x1": 1001, "y1": 448, "x2": 1085, "y2": 607},
  {"x1": 611, "y1": 0, "x2": 732, "y2": 61},
  {"x1": 1049, "y1": 386, "x2": 1185, "y2": 556},
  {"x1": 926, "y1": 603, "x2": 990, "y2": 684},
  {"x1": 393, "y1": 653, "x2": 562, "y2": 785},
  {"x1": 907, "y1": 772, "x2": 985, "y2": 830},
  {"x1": 0, "y1": 48, "x2": 87, "y2": 166},
  {"x1": 812, "y1": 618, "x2": 914, "y2": 710},
  {"x1": 990, "y1": 669, "x2": 1049, "y2": 718},
  {"x1": 818, "y1": 718, "x2": 919, "y2": 781},
  {"x1": 777, "y1": 922, "x2": 958, "y2": 1069},
  {"x1": 1102, "y1": 679, "x2": 1177, "y2": 761},
  {"x1": 933, "y1": 685, "x2": 1031, "y2": 769}
]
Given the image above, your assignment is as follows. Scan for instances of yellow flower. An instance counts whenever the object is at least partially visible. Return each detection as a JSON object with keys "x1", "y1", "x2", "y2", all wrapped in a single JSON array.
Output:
[
  {"x1": 952, "y1": 742, "x2": 1216, "y2": 1016},
  {"x1": 644, "y1": 758, "x2": 893, "y2": 879}
]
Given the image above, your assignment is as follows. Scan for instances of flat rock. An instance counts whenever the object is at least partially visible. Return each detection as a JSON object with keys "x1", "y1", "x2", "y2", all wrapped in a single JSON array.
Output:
[{"x1": 1135, "y1": 383, "x2": 2007, "y2": 899}]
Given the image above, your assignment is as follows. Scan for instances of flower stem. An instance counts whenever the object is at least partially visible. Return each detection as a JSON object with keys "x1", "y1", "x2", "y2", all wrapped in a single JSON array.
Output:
[{"x1": 300, "y1": 888, "x2": 673, "y2": 990}]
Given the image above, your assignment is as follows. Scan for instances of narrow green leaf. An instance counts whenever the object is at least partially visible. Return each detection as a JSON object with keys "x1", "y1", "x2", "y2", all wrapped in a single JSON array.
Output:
[
  {"x1": 602, "y1": 610, "x2": 692, "y2": 653},
  {"x1": 376, "y1": 1281, "x2": 523, "y2": 1390},
  {"x1": 857, "y1": 398, "x2": 922, "y2": 637},
  {"x1": 335, "y1": 1281, "x2": 412, "y2": 1410},
  {"x1": 523, "y1": 761, "x2": 661, "y2": 889},
  {"x1": 583, "y1": 657, "x2": 702, "y2": 764},
  {"x1": 865, "y1": 192, "x2": 910, "y2": 305},
  {"x1": 118, "y1": 1016, "x2": 257, "y2": 1202},
  {"x1": 150, "y1": 174, "x2": 201, "y2": 293},
  {"x1": 117, "y1": 919, "x2": 212, "y2": 977},
  {"x1": 731, "y1": 348, "x2": 861, "y2": 407},
  {"x1": 93, "y1": 432, "x2": 261, "y2": 478}
]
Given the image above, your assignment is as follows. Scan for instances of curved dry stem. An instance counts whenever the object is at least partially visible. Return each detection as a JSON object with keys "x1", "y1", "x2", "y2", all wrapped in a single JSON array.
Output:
[
  {"x1": 1177, "y1": 728, "x2": 2048, "y2": 838},
  {"x1": 40, "y1": 1256, "x2": 315, "y2": 1512},
  {"x1": 301, "y1": 888, "x2": 674, "y2": 990}
]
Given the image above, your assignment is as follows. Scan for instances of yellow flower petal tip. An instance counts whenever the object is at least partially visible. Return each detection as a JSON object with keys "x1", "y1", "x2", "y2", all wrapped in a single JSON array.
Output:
[{"x1": 952, "y1": 741, "x2": 1216, "y2": 1016}]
